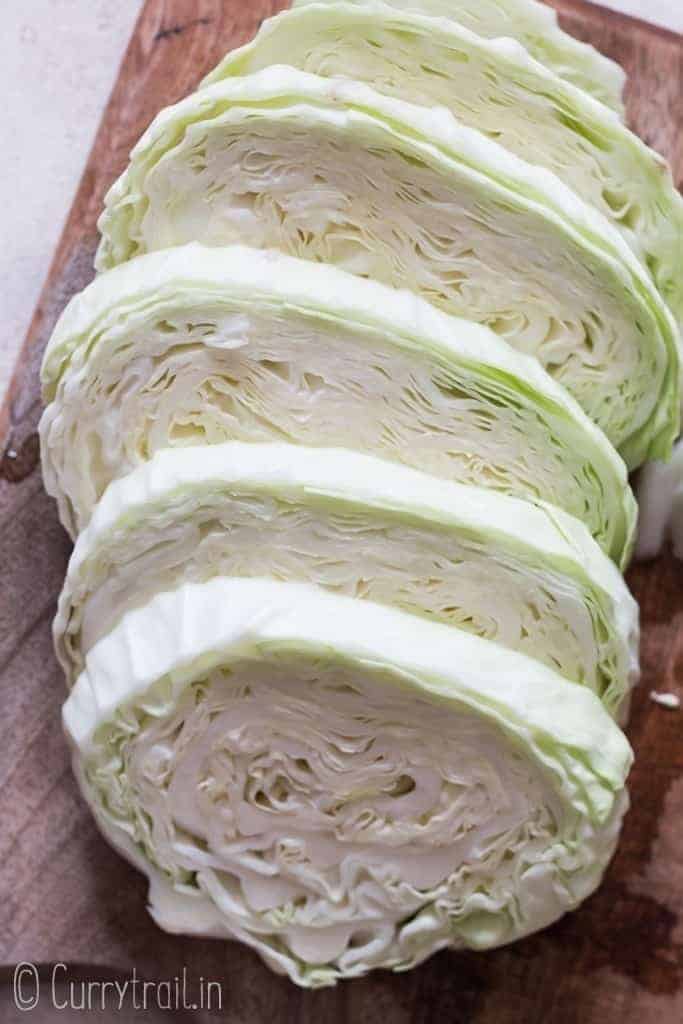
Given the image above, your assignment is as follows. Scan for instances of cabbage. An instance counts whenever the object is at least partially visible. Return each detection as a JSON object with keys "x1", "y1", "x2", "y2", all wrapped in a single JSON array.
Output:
[
  {"x1": 40, "y1": 244, "x2": 636, "y2": 565},
  {"x1": 54, "y1": 441, "x2": 639, "y2": 715},
  {"x1": 291, "y1": 0, "x2": 625, "y2": 114},
  {"x1": 635, "y1": 439, "x2": 683, "y2": 560},
  {"x1": 204, "y1": 3, "x2": 683, "y2": 323},
  {"x1": 64, "y1": 577, "x2": 631, "y2": 986},
  {"x1": 94, "y1": 68, "x2": 680, "y2": 469}
]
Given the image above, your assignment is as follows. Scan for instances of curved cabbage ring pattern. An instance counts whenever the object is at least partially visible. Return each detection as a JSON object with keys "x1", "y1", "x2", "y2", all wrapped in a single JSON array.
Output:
[
  {"x1": 65, "y1": 579, "x2": 632, "y2": 987},
  {"x1": 205, "y1": 3, "x2": 683, "y2": 322},
  {"x1": 54, "y1": 441, "x2": 639, "y2": 713},
  {"x1": 40, "y1": 245, "x2": 635, "y2": 565},
  {"x1": 94, "y1": 69, "x2": 680, "y2": 469},
  {"x1": 291, "y1": 0, "x2": 626, "y2": 114}
]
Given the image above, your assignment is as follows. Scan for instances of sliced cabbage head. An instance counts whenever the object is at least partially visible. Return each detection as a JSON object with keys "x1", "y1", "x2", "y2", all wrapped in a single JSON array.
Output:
[
  {"x1": 204, "y1": 3, "x2": 683, "y2": 324},
  {"x1": 95, "y1": 69, "x2": 680, "y2": 469},
  {"x1": 291, "y1": 0, "x2": 626, "y2": 114},
  {"x1": 65, "y1": 578, "x2": 632, "y2": 987},
  {"x1": 40, "y1": 244, "x2": 636, "y2": 566},
  {"x1": 54, "y1": 441, "x2": 639, "y2": 715}
]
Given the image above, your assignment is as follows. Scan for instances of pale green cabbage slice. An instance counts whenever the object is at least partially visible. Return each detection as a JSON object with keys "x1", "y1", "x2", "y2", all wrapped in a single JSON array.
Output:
[
  {"x1": 40, "y1": 244, "x2": 636, "y2": 565},
  {"x1": 65, "y1": 578, "x2": 632, "y2": 986},
  {"x1": 54, "y1": 441, "x2": 639, "y2": 715},
  {"x1": 291, "y1": 0, "x2": 625, "y2": 114},
  {"x1": 636, "y1": 439, "x2": 683, "y2": 561},
  {"x1": 94, "y1": 69, "x2": 680, "y2": 469},
  {"x1": 204, "y1": 3, "x2": 683, "y2": 324}
]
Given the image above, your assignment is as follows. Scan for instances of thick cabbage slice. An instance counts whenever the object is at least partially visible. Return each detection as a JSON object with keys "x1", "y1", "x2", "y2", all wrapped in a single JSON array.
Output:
[
  {"x1": 94, "y1": 69, "x2": 680, "y2": 469},
  {"x1": 54, "y1": 441, "x2": 639, "y2": 714},
  {"x1": 635, "y1": 439, "x2": 683, "y2": 561},
  {"x1": 65, "y1": 578, "x2": 632, "y2": 986},
  {"x1": 291, "y1": 0, "x2": 625, "y2": 114},
  {"x1": 40, "y1": 244, "x2": 636, "y2": 565},
  {"x1": 204, "y1": 3, "x2": 683, "y2": 323}
]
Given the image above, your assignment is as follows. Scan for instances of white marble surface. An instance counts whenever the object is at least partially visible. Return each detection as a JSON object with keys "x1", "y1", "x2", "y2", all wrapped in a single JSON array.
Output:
[
  {"x1": 1, "y1": 0, "x2": 142, "y2": 401},
  {"x1": 0, "y1": 0, "x2": 680, "y2": 400},
  {"x1": 600, "y1": 1, "x2": 683, "y2": 32}
]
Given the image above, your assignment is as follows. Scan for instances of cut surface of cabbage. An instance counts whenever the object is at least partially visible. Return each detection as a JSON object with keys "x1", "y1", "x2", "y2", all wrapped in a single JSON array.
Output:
[
  {"x1": 291, "y1": 0, "x2": 625, "y2": 114},
  {"x1": 40, "y1": 245, "x2": 635, "y2": 565},
  {"x1": 94, "y1": 69, "x2": 679, "y2": 469},
  {"x1": 54, "y1": 441, "x2": 639, "y2": 714},
  {"x1": 204, "y1": 3, "x2": 683, "y2": 322},
  {"x1": 65, "y1": 578, "x2": 631, "y2": 987}
]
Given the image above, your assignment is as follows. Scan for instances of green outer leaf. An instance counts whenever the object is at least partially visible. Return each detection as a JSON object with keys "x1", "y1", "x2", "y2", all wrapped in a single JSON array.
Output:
[
  {"x1": 40, "y1": 244, "x2": 636, "y2": 564},
  {"x1": 291, "y1": 0, "x2": 626, "y2": 114},
  {"x1": 93, "y1": 68, "x2": 680, "y2": 469},
  {"x1": 54, "y1": 440, "x2": 639, "y2": 713}
]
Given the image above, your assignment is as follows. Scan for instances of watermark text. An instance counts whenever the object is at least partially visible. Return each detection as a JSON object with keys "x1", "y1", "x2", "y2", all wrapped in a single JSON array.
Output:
[{"x1": 12, "y1": 962, "x2": 223, "y2": 1012}]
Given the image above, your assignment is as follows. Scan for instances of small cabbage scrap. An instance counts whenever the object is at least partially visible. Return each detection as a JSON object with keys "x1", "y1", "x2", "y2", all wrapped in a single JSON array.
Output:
[
  {"x1": 54, "y1": 441, "x2": 639, "y2": 715},
  {"x1": 291, "y1": 0, "x2": 626, "y2": 114},
  {"x1": 40, "y1": 244, "x2": 635, "y2": 565},
  {"x1": 65, "y1": 578, "x2": 631, "y2": 987},
  {"x1": 94, "y1": 69, "x2": 680, "y2": 469},
  {"x1": 205, "y1": 3, "x2": 683, "y2": 323},
  {"x1": 636, "y1": 439, "x2": 683, "y2": 561}
]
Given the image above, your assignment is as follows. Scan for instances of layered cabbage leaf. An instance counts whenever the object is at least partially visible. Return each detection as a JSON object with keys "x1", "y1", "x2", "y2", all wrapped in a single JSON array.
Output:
[
  {"x1": 204, "y1": 3, "x2": 683, "y2": 323},
  {"x1": 291, "y1": 0, "x2": 626, "y2": 114},
  {"x1": 65, "y1": 578, "x2": 632, "y2": 986},
  {"x1": 94, "y1": 69, "x2": 680, "y2": 469},
  {"x1": 54, "y1": 441, "x2": 639, "y2": 714},
  {"x1": 40, "y1": 244, "x2": 635, "y2": 565}
]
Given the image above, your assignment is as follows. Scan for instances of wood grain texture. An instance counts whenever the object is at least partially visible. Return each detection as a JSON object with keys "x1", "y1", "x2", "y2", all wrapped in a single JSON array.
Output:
[{"x1": 0, "y1": 2, "x2": 681, "y2": 1021}]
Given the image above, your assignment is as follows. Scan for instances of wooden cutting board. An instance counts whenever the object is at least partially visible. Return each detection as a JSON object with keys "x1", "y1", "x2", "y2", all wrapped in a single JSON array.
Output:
[{"x1": 1, "y1": 2, "x2": 681, "y2": 1021}]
